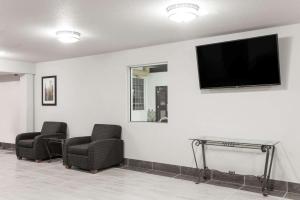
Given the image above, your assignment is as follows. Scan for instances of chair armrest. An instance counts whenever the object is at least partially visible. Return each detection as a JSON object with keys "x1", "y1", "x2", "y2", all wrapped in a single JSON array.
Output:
[
  {"x1": 63, "y1": 136, "x2": 91, "y2": 166},
  {"x1": 88, "y1": 139, "x2": 122, "y2": 149},
  {"x1": 15, "y1": 132, "x2": 41, "y2": 158},
  {"x1": 16, "y1": 132, "x2": 41, "y2": 142},
  {"x1": 65, "y1": 136, "x2": 91, "y2": 147},
  {"x1": 88, "y1": 139, "x2": 123, "y2": 164}
]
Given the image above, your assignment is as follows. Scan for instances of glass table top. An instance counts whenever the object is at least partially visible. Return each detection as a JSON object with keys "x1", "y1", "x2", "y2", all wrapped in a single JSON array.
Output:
[{"x1": 190, "y1": 136, "x2": 280, "y2": 146}]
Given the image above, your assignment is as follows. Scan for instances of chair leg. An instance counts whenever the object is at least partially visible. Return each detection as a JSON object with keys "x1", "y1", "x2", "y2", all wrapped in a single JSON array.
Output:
[
  {"x1": 35, "y1": 160, "x2": 41, "y2": 163},
  {"x1": 65, "y1": 165, "x2": 71, "y2": 169},
  {"x1": 17, "y1": 156, "x2": 22, "y2": 160},
  {"x1": 90, "y1": 170, "x2": 98, "y2": 174}
]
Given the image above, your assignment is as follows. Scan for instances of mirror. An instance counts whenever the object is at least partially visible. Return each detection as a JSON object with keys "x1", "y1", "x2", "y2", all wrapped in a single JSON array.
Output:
[{"x1": 130, "y1": 63, "x2": 168, "y2": 123}]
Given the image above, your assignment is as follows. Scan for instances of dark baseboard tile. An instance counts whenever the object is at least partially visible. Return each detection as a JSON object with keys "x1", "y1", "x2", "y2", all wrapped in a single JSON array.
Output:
[
  {"x1": 127, "y1": 159, "x2": 153, "y2": 170},
  {"x1": 241, "y1": 185, "x2": 286, "y2": 198},
  {"x1": 212, "y1": 170, "x2": 244, "y2": 185},
  {"x1": 207, "y1": 179, "x2": 242, "y2": 189},
  {"x1": 245, "y1": 175, "x2": 288, "y2": 192},
  {"x1": 244, "y1": 175, "x2": 262, "y2": 187},
  {"x1": 126, "y1": 158, "x2": 200, "y2": 177},
  {"x1": 0, "y1": 142, "x2": 15, "y2": 150},
  {"x1": 124, "y1": 157, "x2": 300, "y2": 195},
  {"x1": 180, "y1": 166, "x2": 198, "y2": 177},
  {"x1": 123, "y1": 158, "x2": 129, "y2": 166},
  {"x1": 289, "y1": 182, "x2": 300, "y2": 194},
  {"x1": 270, "y1": 179, "x2": 288, "y2": 192},
  {"x1": 153, "y1": 162, "x2": 180, "y2": 174},
  {"x1": 126, "y1": 158, "x2": 182, "y2": 175}
]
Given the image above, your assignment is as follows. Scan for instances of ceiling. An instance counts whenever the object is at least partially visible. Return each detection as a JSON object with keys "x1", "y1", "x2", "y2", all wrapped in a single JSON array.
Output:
[{"x1": 0, "y1": 0, "x2": 300, "y2": 62}]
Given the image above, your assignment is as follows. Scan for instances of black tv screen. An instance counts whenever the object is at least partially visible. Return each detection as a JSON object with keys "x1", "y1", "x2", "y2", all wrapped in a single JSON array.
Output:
[{"x1": 196, "y1": 34, "x2": 281, "y2": 89}]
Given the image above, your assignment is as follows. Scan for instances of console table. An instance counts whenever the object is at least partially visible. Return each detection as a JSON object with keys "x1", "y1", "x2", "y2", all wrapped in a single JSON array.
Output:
[{"x1": 190, "y1": 137, "x2": 279, "y2": 196}]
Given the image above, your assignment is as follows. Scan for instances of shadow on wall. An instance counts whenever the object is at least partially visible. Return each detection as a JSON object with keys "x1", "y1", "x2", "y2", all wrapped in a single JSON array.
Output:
[
  {"x1": 0, "y1": 74, "x2": 20, "y2": 82},
  {"x1": 66, "y1": 126, "x2": 70, "y2": 139},
  {"x1": 274, "y1": 143, "x2": 300, "y2": 182},
  {"x1": 200, "y1": 37, "x2": 293, "y2": 94}
]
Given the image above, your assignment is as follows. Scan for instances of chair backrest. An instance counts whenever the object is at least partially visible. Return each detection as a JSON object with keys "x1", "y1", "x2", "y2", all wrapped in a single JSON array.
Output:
[
  {"x1": 91, "y1": 124, "x2": 121, "y2": 141},
  {"x1": 41, "y1": 121, "x2": 67, "y2": 135}
]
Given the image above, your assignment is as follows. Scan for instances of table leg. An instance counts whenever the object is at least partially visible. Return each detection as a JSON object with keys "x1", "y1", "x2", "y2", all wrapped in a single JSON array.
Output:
[
  {"x1": 266, "y1": 146, "x2": 275, "y2": 192},
  {"x1": 61, "y1": 140, "x2": 64, "y2": 154},
  {"x1": 61, "y1": 140, "x2": 65, "y2": 165},
  {"x1": 44, "y1": 139, "x2": 52, "y2": 163},
  {"x1": 201, "y1": 141, "x2": 209, "y2": 180},
  {"x1": 262, "y1": 145, "x2": 275, "y2": 196},
  {"x1": 191, "y1": 140, "x2": 201, "y2": 184}
]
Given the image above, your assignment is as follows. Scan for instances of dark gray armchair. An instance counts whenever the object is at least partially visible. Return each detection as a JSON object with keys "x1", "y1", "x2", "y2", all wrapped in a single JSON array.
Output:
[
  {"x1": 64, "y1": 124, "x2": 123, "y2": 173},
  {"x1": 16, "y1": 121, "x2": 67, "y2": 162}
]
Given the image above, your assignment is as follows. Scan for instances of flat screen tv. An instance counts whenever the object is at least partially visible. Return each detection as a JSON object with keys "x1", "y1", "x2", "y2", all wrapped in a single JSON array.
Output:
[{"x1": 196, "y1": 34, "x2": 281, "y2": 89}]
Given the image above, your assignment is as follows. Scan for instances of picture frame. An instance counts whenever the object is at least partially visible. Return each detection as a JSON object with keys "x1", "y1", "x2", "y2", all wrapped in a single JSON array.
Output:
[{"x1": 42, "y1": 76, "x2": 57, "y2": 106}]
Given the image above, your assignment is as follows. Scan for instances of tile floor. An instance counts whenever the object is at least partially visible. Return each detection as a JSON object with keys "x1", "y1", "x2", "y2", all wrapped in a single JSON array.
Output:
[{"x1": 0, "y1": 149, "x2": 298, "y2": 200}]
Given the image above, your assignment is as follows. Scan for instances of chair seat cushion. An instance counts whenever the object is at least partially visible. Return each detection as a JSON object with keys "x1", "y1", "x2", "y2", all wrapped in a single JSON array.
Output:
[
  {"x1": 18, "y1": 139, "x2": 34, "y2": 148},
  {"x1": 68, "y1": 143, "x2": 90, "y2": 155}
]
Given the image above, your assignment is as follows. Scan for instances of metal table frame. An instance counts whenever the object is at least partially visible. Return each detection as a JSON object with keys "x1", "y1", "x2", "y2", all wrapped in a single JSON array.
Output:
[
  {"x1": 43, "y1": 138, "x2": 65, "y2": 162},
  {"x1": 190, "y1": 138, "x2": 278, "y2": 196}
]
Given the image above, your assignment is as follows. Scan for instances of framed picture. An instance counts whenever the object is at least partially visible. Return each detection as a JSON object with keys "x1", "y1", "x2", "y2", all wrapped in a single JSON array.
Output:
[{"x1": 42, "y1": 76, "x2": 57, "y2": 106}]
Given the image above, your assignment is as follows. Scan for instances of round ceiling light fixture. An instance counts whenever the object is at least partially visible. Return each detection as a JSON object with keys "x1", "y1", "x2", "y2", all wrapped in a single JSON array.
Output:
[
  {"x1": 166, "y1": 3, "x2": 200, "y2": 23},
  {"x1": 56, "y1": 30, "x2": 81, "y2": 43}
]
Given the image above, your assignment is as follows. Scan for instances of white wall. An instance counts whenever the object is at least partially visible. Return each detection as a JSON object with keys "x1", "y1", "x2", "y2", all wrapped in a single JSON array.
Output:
[
  {"x1": 0, "y1": 58, "x2": 35, "y2": 142},
  {"x1": 35, "y1": 23, "x2": 300, "y2": 183},
  {"x1": 0, "y1": 74, "x2": 35, "y2": 143},
  {"x1": 19, "y1": 74, "x2": 35, "y2": 132},
  {"x1": 0, "y1": 76, "x2": 21, "y2": 143},
  {"x1": 0, "y1": 58, "x2": 35, "y2": 138}
]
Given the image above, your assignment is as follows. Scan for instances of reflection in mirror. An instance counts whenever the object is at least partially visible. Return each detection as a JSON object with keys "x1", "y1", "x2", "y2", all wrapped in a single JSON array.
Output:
[{"x1": 130, "y1": 63, "x2": 168, "y2": 123}]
